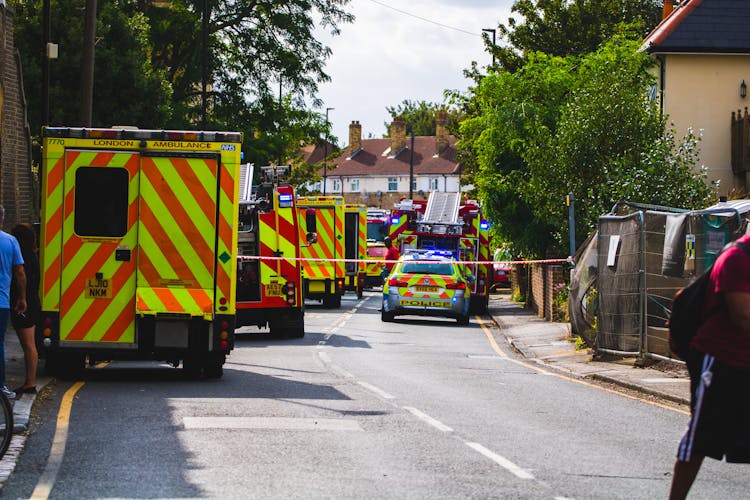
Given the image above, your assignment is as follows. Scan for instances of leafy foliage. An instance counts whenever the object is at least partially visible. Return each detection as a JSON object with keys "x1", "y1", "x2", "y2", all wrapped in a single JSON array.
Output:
[
  {"x1": 12, "y1": 0, "x2": 351, "y2": 179},
  {"x1": 489, "y1": 0, "x2": 662, "y2": 71},
  {"x1": 458, "y1": 36, "x2": 713, "y2": 258}
]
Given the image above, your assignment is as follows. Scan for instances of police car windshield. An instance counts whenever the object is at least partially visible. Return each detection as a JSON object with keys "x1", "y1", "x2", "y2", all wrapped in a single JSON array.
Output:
[{"x1": 400, "y1": 263, "x2": 454, "y2": 275}]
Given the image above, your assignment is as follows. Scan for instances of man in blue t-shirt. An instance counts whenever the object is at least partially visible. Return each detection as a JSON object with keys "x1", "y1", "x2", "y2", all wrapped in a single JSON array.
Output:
[{"x1": 0, "y1": 206, "x2": 26, "y2": 400}]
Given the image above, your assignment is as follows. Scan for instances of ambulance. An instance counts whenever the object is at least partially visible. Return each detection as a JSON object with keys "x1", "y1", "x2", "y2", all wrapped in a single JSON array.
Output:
[
  {"x1": 296, "y1": 195, "x2": 346, "y2": 308},
  {"x1": 38, "y1": 127, "x2": 242, "y2": 378}
]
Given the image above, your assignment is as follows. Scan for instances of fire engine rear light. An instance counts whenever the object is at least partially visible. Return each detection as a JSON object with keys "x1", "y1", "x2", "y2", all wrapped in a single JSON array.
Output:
[
  {"x1": 446, "y1": 282, "x2": 466, "y2": 290},
  {"x1": 388, "y1": 278, "x2": 409, "y2": 287}
]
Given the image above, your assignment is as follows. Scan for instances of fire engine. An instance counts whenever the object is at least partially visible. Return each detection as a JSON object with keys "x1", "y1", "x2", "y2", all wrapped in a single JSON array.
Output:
[
  {"x1": 296, "y1": 195, "x2": 346, "y2": 307},
  {"x1": 236, "y1": 165, "x2": 306, "y2": 337},
  {"x1": 388, "y1": 192, "x2": 492, "y2": 313},
  {"x1": 363, "y1": 208, "x2": 391, "y2": 288},
  {"x1": 38, "y1": 127, "x2": 242, "y2": 378},
  {"x1": 343, "y1": 204, "x2": 366, "y2": 299}
]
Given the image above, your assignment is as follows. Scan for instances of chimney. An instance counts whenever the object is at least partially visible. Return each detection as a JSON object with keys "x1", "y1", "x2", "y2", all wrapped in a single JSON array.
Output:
[
  {"x1": 662, "y1": 0, "x2": 674, "y2": 19},
  {"x1": 348, "y1": 120, "x2": 362, "y2": 153},
  {"x1": 435, "y1": 110, "x2": 449, "y2": 154},
  {"x1": 390, "y1": 117, "x2": 406, "y2": 155}
]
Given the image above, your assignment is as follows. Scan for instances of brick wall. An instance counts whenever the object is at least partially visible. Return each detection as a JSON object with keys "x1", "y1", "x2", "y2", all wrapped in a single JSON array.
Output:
[
  {"x1": 0, "y1": 6, "x2": 35, "y2": 231},
  {"x1": 524, "y1": 263, "x2": 565, "y2": 321}
]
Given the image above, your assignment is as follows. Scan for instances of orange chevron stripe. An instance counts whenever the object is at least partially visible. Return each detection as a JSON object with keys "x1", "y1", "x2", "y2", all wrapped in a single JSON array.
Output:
[
  {"x1": 187, "y1": 288, "x2": 213, "y2": 313},
  {"x1": 61, "y1": 243, "x2": 118, "y2": 313},
  {"x1": 138, "y1": 201, "x2": 199, "y2": 285},
  {"x1": 46, "y1": 156, "x2": 64, "y2": 197},
  {"x1": 220, "y1": 161, "x2": 236, "y2": 203},
  {"x1": 100, "y1": 302, "x2": 135, "y2": 342},
  {"x1": 169, "y1": 157, "x2": 217, "y2": 223},
  {"x1": 155, "y1": 288, "x2": 184, "y2": 312},
  {"x1": 64, "y1": 260, "x2": 133, "y2": 340},
  {"x1": 140, "y1": 161, "x2": 215, "y2": 274}
]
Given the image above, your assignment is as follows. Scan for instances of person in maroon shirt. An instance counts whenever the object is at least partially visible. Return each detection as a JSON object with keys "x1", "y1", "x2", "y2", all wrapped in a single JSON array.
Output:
[{"x1": 669, "y1": 233, "x2": 750, "y2": 499}]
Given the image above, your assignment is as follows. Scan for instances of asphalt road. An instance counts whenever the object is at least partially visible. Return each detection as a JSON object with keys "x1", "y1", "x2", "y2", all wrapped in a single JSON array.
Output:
[{"x1": 2, "y1": 291, "x2": 747, "y2": 499}]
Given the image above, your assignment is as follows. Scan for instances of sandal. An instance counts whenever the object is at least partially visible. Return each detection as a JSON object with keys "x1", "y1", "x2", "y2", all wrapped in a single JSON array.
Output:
[{"x1": 12, "y1": 386, "x2": 36, "y2": 394}]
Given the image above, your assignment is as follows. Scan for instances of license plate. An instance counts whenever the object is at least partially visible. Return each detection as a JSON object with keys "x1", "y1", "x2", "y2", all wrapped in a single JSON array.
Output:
[
  {"x1": 86, "y1": 278, "x2": 112, "y2": 299},
  {"x1": 414, "y1": 286, "x2": 439, "y2": 292},
  {"x1": 266, "y1": 283, "x2": 283, "y2": 296}
]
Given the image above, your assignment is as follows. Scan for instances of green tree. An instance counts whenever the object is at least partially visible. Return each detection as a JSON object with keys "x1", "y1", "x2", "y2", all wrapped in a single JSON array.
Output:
[
  {"x1": 384, "y1": 100, "x2": 463, "y2": 137},
  {"x1": 487, "y1": 0, "x2": 662, "y2": 71},
  {"x1": 459, "y1": 36, "x2": 712, "y2": 257},
  {"x1": 12, "y1": 0, "x2": 172, "y2": 133}
]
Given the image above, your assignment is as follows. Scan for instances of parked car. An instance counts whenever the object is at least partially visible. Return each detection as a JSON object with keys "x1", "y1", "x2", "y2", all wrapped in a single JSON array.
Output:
[
  {"x1": 381, "y1": 250, "x2": 471, "y2": 325},
  {"x1": 491, "y1": 262, "x2": 511, "y2": 290}
]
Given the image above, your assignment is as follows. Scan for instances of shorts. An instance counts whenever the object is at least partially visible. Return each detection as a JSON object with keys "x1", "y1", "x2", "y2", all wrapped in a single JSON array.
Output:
[
  {"x1": 10, "y1": 309, "x2": 38, "y2": 331},
  {"x1": 677, "y1": 350, "x2": 750, "y2": 463}
]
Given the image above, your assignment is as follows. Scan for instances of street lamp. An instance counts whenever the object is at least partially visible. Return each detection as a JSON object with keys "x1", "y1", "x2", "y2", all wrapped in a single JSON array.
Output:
[
  {"x1": 323, "y1": 107, "x2": 334, "y2": 194},
  {"x1": 408, "y1": 127, "x2": 415, "y2": 199},
  {"x1": 482, "y1": 28, "x2": 496, "y2": 67}
]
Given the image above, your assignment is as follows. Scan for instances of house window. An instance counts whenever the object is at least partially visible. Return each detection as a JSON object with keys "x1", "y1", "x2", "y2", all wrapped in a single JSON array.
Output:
[
  {"x1": 351, "y1": 178, "x2": 360, "y2": 192},
  {"x1": 411, "y1": 178, "x2": 417, "y2": 191},
  {"x1": 332, "y1": 178, "x2": 341, "y2": 192},
  {"x1": 388, "y1": 177, "x2": 398, "y2": 191},
  {"x1": 430, "y1": 177, "x2": 439, "y2": 191}
]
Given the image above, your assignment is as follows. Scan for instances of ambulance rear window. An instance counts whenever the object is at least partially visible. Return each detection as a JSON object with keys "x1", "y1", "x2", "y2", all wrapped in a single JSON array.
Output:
[{"x1": 74, "y1": 167, "x2": 129, "y2": 237}]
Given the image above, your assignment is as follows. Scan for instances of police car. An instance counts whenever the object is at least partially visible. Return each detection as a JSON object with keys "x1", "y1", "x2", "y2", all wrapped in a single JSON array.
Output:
[{"x1": 381, "y1": 250, "x2": 472, "y2": 325}]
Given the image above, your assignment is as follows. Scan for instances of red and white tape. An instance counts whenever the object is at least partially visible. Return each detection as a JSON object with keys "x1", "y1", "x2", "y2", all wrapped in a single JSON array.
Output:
[{"x1": 238, "y1": 255, "x2": 571, "y2": 266}]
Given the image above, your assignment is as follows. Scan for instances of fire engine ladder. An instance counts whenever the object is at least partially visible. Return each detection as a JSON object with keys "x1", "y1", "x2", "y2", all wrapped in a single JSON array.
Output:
[
  {"x1": 424, "y1": 191, "x2": 461, "y2": 223},
  {"x1": 239, "y1": 163, "x2": 254, "y2": 202}
]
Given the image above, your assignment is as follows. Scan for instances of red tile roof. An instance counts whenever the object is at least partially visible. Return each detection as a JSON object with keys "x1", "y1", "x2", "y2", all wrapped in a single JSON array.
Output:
[{"x1": 319, "y1": 135, "x2": 460, "y2": 177}]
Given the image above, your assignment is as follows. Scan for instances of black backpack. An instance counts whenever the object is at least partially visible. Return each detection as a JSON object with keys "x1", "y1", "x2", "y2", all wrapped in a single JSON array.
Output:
[{"x1": 668, "y1": 240, "x2": 750, "y2": 360}]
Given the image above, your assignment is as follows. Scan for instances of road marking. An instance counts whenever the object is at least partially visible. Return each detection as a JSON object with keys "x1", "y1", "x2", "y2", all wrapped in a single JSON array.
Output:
[
  {"x1": 475, "y1": 317, "x2": 689, "y2": 415},
  {"x1": 403, "y1": 406, "x2": 453, "y2": 432},
  {"x1": 465, "y1": 442, "x2": 534, "y2": 479},
  {"x1": 31, "y1": 381, "x2": 86, "y2": 500},
  {"x1": 357, "y1": 381, "x2": 395, "y2": 399},
  {"x1": 183, "y1": 416, "x2": 362, "y2": 431}
]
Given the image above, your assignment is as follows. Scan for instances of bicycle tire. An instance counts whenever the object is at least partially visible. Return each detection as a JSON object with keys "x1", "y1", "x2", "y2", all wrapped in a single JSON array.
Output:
[{"x1": 0, "y1": 391, "x2": 12, "y2": 459}]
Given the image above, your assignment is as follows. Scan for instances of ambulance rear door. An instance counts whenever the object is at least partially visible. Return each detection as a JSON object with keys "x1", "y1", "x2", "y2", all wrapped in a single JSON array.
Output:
[{"x1": 59, "y1": 149, "x2": 139, "y2": 345}]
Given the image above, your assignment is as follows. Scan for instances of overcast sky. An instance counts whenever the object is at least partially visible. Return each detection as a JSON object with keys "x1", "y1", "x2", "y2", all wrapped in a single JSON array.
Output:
[{"x1": 316, "y1": 0, "x2": 514, "y2": 146}]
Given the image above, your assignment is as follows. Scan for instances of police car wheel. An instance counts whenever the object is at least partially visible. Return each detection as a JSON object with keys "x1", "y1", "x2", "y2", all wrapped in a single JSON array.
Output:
[
  {"x1": 381, "y1": 310, "x2": 395, "y2": 322},
  {"x1": 457, "y1": 314, "x2": 470, "y2": 326}
]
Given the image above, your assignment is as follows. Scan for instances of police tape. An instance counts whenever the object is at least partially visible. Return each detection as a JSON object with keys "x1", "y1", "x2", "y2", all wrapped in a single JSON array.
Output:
[{"x1": 237, "y1": 255, "x2": 571, "y2": 266}]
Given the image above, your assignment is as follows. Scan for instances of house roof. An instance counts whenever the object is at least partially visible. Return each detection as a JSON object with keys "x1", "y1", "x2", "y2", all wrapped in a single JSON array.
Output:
[
  {"x1": 643, "y1": 0, "x2": 750, "y2": 54},
  {"x1": 321, "y1": 135, "x2": 461, "y2": 177}
]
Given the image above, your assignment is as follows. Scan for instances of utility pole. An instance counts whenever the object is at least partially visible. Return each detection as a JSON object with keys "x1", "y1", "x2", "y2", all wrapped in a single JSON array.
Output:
[
  {"x1": 408, "y1": 128, "x2": 415, "y2": 199},
  {"x1": 79, "y1": 0, "x2": 97, "y2": 126},
  {"x1": 323, "y1": 107, "x2": 334, "y2": 194},
  {"x1": 42, "y1": 0, "x2": 51, "y2": 126},
  {"x1": 482, "y1": 28, "x2": 496, "y2": 68}
]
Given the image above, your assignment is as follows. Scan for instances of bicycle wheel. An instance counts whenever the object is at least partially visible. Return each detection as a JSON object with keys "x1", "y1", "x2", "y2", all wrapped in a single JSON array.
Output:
[{"x1": 0, "y1": 391, "x2": 13, "y2": 459}]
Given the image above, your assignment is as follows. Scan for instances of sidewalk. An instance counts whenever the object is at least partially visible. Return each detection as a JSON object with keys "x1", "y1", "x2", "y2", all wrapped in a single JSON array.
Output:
[
  {"x1": 0, "y1": 329, "x2": 52, "y2": 487},
  {"x1": 488, "y1": 294, "x2": 690, "y2": 406}
]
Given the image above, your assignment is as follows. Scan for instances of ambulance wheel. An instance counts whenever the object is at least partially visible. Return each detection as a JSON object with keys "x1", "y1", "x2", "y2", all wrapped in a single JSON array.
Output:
[
  {"x1": 457, "y1": 314, "x2": 470, "y2": 326},
  {"x1": 46, "y1": 352, "x2": 85, "y2": 380},
  {"x1": 381, "y1": 310, "x2": 395, "y2": 322},
  {"x1": 203, "y1": 353, "x2": 225, "y2": 379},
  {"x1": 182, "y1": 356, "x2": 202, "y2": 379},
  {"x1": 322, "y1": 295, "x2": 341, "y2": 308}
]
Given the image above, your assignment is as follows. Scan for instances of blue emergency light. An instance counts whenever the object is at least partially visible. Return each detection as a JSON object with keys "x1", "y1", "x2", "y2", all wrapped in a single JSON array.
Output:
[
  {"x1": 391, "y1": 217, "x2": 400, "y2": 225},
  {"x1": 278, "y1": 194, "x2": 293, "y2": 208},
  {"x1": 480, "y1": 221, "x2": 490, "y2": 230}
]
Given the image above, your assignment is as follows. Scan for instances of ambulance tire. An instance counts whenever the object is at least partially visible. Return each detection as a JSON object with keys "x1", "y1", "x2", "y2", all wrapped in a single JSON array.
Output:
[
  {"x1": 322, "y1": 295, "x2": 341, "y2": 309},
  {"x1": 203, "y1": 353, "x2": 225, "y2": 379},
  {"x1": 182, "y1": 356, "x2": 202, "y2": 379},
  {"x1": 470, "y1": 296, "x2": 488, "y2": 315},
  {"x1": 45, "y1": 352, "x2": 85, "y2": 380}
]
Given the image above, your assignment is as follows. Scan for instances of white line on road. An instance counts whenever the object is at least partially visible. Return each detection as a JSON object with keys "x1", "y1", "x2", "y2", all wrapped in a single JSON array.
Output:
[
  {"x1": 465, "y1": 442, "x2": 535, "y2": 479},
  {"x1": 183, "y1": 416, "x2": 363, "y2": 431},
  {"x1": 357, "y1": 381, "x2": 395, "y2": 399},
  {"x1": 403, "y1": 406, "x2": 453, "y2": 432}
]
